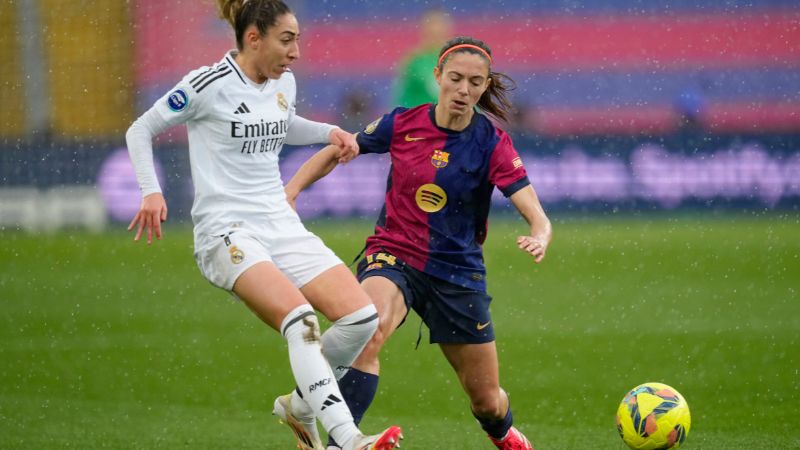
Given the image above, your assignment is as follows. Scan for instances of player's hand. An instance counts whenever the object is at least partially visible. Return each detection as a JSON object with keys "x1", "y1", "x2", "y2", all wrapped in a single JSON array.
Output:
[
  {"x1": 517, "y1": 235, "x2": 548, "y2": 263},
  {"x1": 329, "y1": 128, "x2": 359, "y2": 163},
  {"x1": 128, "y1": 192, "x2": 168, "y2": 245}
]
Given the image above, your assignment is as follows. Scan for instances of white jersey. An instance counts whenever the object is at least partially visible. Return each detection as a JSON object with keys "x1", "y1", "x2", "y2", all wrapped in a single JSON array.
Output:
[{"x1": 136, "y1": 51, "x2": 335, "y2": 239}]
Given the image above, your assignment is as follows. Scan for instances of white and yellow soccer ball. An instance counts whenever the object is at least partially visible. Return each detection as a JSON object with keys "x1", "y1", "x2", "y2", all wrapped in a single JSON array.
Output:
[{"x1": 616, "y1": 382, "x2": 691, "y2": 449}]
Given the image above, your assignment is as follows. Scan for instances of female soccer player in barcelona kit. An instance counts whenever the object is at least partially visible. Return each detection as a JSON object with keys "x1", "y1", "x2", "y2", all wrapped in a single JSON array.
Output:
[
  {"x1": 124, "y1": 1, "x2": 404, "y2": 449},
  {"x1": 285, "y1": 36, "x2": 552, "y2": 449}
]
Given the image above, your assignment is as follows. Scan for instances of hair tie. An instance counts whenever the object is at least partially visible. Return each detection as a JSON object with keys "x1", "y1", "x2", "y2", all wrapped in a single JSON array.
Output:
[{"x1": 437, "y1": 44, "x2": 493, "y2": 67}]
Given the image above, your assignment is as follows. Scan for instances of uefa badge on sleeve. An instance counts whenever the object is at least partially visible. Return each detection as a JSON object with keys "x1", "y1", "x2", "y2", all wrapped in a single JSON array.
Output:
[{"x1": 167, "y1": 89, "x2": 189, "y2": 112}]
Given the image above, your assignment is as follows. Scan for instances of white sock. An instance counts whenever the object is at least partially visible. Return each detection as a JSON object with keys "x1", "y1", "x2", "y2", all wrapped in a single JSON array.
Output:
[
  {"x1": 322, "y1": 304, "x2": 379, "y2": 380},
  {"x1": 290, "y1": 304, "x2": 379, "y2": 418},
  {"x1": 290, "y1": 387, "x2": 313, "y2": 418},
  {"x1": 281, "y1": 304, "x2": 360, "y2": 447}
]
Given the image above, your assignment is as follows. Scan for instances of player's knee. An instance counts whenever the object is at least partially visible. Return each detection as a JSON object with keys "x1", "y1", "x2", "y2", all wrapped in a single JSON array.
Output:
[
  {"x1": 364, "y1": 324, "x2": 388, "y2": 351},
  {"x1": 353, "y1": 298, "x2": 404, "y2": 362},
  {"x1": 281, "y1": 304, "x2": 320, "y2": 343},
  {"x1": 323, "y1": 304, "x2": 378, "y2": 357},
  {"x1": 470, "y1": 392, "x2": 505, "y2": 419},
  {"x1": 351, "y1": 320, "x2": 392, "y2": 366},
  {"x1": 342, "y1": 303, "x2": 378, "y2": 345}
]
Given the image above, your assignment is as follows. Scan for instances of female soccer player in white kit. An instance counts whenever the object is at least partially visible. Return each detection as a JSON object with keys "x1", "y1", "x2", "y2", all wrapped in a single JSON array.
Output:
[{"x1": 124, "y1": 1, "x2": 403, "y2": 449}]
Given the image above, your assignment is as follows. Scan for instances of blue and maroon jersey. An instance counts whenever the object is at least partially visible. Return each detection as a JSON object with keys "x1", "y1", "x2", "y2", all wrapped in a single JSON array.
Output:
[{"x1": 356, "y1": 104, "x2": 530, "y2": 291}]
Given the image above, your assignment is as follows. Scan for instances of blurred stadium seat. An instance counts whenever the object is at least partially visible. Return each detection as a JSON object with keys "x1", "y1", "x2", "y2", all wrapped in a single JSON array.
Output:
[
  {"x1": 0, "y1": 1, "x2": 133, "y2": 139},
  {"x1": 0, "y1": 188, "x2": 40, "y2": 230},
  {"x1": 1, "y1": 0, "x2": 798, "y2": 227},
  {"x1": 0, "y1": 186, "x2": 107, "y2": 232},
  {"x1": 135, "y1": 0, "x2": 800, "y2": 135},
  {"x1": 42, "y1": 186, "x2": 108, "y2": 232},
  {"x1": 0, "y1": 2, "x2": 25, "y2": 137}
]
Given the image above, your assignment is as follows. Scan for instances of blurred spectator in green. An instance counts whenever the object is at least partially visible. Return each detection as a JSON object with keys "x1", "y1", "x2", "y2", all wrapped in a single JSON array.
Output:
[{"x1": 392, "y1": 9, "x2": 453, "y2": 107}]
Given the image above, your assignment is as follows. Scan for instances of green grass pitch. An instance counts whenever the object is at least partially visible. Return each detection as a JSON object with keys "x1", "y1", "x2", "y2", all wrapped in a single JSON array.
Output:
[{"x1": 1, "y1": 215, "x2": 798, "y2": 449}]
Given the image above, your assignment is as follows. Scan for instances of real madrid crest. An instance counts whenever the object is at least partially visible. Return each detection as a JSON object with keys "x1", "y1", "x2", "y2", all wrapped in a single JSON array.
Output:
[
  {"x1": 277, "y1": 92, "x2": 288, "y2": 112},
  {"x1": 431, "y1": 149, "x2": 450, "y2": 169},
  {"x1": 229, "y1": 245, "x2": 245, "y2": 264}
]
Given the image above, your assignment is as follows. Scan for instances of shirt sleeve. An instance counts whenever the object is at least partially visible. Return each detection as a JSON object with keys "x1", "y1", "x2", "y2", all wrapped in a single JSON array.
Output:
[
  {"x1": 285, "y1": 114, "x2": 337, "y2": 145},
  {"x1": 282, "y1": 71, "x2": 336, "y2": 145},
  {"x1": 150, "y1": 76, "x2": 205, "y2": 127},
  {"x1": 355, "y1": 111, "x2": 397, "y2": 155},
  {"x1": 125, "y1": 108, "x2": 170, "y2": 196},
  {"x1": 125, "y1": 74, "x2": 207, "y2": 196},
  {"x1": 489, "y1": 129, "x2": 530, "y2": 197}
]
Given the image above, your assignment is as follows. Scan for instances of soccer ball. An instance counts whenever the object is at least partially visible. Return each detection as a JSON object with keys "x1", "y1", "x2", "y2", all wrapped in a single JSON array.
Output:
[{"x1": 616, "y1": 382, "x2": 691, "y2": 449}]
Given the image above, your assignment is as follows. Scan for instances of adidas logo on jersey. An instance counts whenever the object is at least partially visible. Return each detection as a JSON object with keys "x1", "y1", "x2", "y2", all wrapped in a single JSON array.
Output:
[{"x1": 234, "y1": 102, "x2": 251, "y2": 114}]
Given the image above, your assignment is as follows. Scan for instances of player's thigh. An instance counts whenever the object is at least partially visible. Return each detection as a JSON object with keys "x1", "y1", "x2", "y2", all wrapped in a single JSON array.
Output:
[
  {"x1": 194, "y1": 229, "x2": 272, "y2": 291},
  {"x1": 439, "y1": 342, "x2": 501, "y2": 400},
  {"x1": 268, "y1": 229, "x2": 345, "y2": 291},
  {"x1": 361, "y1": 275, "x2": 408, "y2": 341},
  {"x1": 233, "y1": 261, "x2": 308, "y2": 331},
  {"x1": 301, "y1": 263, "x2": 372, "y2": 321}
]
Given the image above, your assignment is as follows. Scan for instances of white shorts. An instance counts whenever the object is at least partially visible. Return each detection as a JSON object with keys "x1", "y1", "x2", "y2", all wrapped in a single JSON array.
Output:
[{"x1": 193, "y1": 224, "x2": 343, "y2": 292}]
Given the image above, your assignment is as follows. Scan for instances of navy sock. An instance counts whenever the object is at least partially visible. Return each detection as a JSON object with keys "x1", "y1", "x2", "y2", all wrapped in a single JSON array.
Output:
[
  {"x1": 327, "y1": 368, "x2": 379, "y2": 447},
  {"x1": 474, "y1": 406, "x2": 513, "y2": 440}
]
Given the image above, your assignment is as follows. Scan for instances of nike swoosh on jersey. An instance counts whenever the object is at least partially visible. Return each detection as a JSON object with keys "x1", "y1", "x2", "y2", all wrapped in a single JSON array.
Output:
[
  {"x1": 477, "y1": 321, "x2": 491, "y2": 330},
  {"x1": 404, "y1": 134, "x2": 425, "y2": 141}
]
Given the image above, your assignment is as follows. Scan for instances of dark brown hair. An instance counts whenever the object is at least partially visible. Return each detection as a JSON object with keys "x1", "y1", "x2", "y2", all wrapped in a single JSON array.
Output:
[
  {"x1": 437, "y1": 36, "x2": 517, "y2": 123},
  {"x1": 217, "y1": 0, "x2": 292, "y2": 50}
]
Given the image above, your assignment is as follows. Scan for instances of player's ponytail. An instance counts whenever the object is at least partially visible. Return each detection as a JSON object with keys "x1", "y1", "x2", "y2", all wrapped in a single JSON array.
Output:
[
  {"x1": 216, "y1": 0, "x2": 292, "y2": 50},
  {"x1": 437, "y1": 36, "x2": 517, "y2": 123}
]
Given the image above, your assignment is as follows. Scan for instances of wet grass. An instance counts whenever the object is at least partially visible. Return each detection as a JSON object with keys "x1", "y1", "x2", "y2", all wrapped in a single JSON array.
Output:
[{"x1": 1, "y1": 215, "x2": 798, "y2": 449}]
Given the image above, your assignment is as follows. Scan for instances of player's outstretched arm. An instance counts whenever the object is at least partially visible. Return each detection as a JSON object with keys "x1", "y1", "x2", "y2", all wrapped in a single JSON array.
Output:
[
  {"x1": 127, "y1": 192, "x2": 168, "y2": 245},
  {"x1": 509, "y1": 185, "x2": 552, "y2": 263},
  {"x1": 125, "y1": 108, "x2": 172, "y2": 245},
  {"x1": 284, "y1": 144, "x2": 352, "y2": 208}
]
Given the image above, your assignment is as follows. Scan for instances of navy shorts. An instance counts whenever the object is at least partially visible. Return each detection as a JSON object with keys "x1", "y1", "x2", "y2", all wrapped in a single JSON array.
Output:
[{"x1": 356, "y1": 252, "x2": 494, "y2": 344}]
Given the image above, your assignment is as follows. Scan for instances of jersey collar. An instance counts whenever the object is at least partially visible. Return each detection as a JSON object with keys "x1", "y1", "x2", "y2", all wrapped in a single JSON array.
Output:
[
  {"x1": 427, "y1": 103, "x2": 479, "y2": 135},
  {"x1": 225, "y1": 50, "x2": 270, "y2": 91}
]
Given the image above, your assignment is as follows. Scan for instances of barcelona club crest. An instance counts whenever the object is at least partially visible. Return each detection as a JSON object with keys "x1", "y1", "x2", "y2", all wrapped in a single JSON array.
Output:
[
  {"x1": 276, "y1": 92, "x2": 289, "y2": 112},
  {"x1": 431, "y1": 149, "x2": 450, "y2": 169}
]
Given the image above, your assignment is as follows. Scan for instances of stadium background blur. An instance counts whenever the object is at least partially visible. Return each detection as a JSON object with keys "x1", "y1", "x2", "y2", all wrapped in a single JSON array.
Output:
[
  {"x1": 1, "y1": 0, "x2": 799, "y2": 226},
  {"x1": 1, "y1": 1, "x2": 799, "y2": 449}
]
